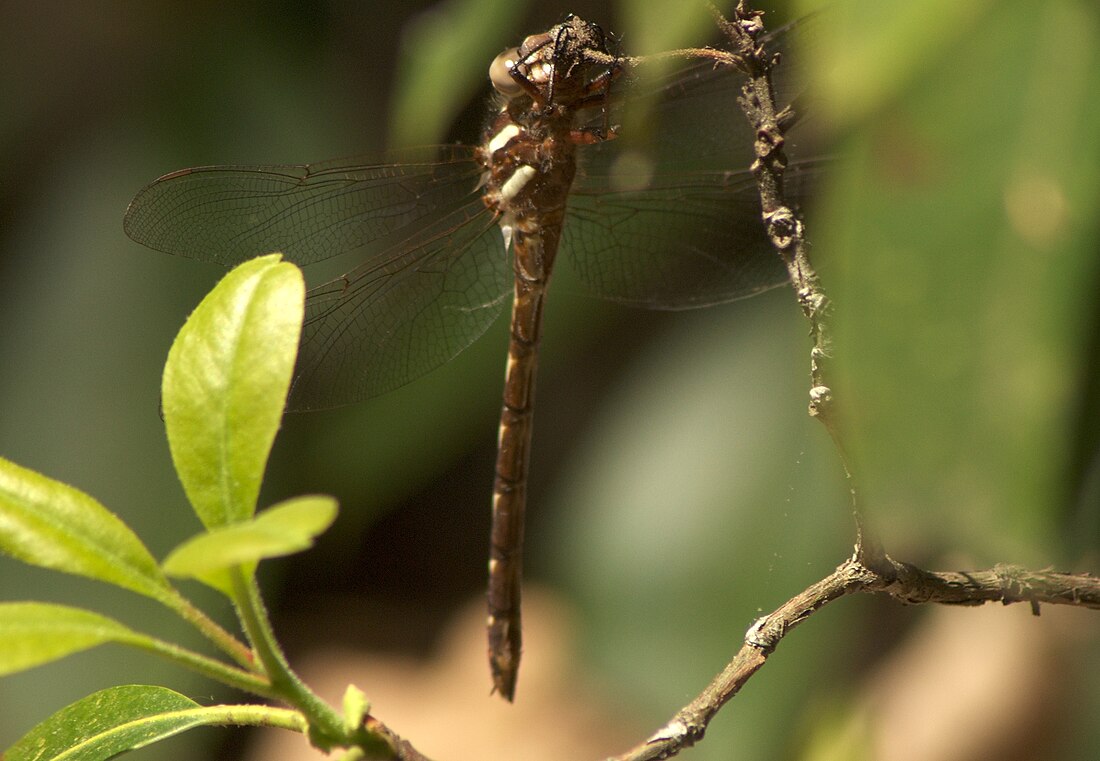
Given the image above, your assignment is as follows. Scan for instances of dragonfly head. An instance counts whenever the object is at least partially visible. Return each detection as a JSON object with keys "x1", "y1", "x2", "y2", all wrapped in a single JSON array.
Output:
[{"x1": 488, "y1": 16, "x2": 616, "y2": 110}]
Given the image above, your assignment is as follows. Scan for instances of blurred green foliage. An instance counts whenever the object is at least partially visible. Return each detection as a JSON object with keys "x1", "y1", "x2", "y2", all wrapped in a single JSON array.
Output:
[
  {"x1": 0, "y1": 0, "x2": 1098, "y2": 760},
  {"x1": 807, "y1": 0, "x2": 1100, "y2": 562}
]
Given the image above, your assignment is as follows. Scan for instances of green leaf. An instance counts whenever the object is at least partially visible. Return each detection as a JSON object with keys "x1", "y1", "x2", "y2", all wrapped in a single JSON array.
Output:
[
  {"x1": 4, "y1": 685, "x2": 306, "y2": 761},
  {"x1": 0, "y1": 457, "x2": 172, "y2": 601},
  {"x1": 0, "y1": 603, "x2": 145, "y2": 676},
  {"x1": 162, "y1": 496, "x2": 338, "y2": 593},
  {"x1": 5, "y1": 685, "x2": 200, "y2": 761},
  {"x1": 163, "y1": 255, "x2": 305, "y2": 529}
]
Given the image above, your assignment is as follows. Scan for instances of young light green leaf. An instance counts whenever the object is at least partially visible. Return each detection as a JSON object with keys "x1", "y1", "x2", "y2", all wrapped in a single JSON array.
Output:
[
  {"x1": 0, "y1": 603, "x2": 148, "y2": 677},
  {"x1": 163, "y1": 255, "x2": 304, "y2": 529},
  {"x1": 162, "y1": 496, "x2": 338, "y2": 593},
  {"x1": 341, "y1": 684, "x2": 370, "y2": 734},
  {"x1": 4, "y1": 685, "x2": 306, "y2": 761},
  {"x1": 0, "y1": 457, "x2": 172, "y2": 601}
]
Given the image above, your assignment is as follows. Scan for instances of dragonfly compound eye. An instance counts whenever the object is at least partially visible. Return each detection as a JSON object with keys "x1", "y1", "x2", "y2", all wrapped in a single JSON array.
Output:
[{"x1": 489, "y1": 47, "x2": 524, "y2": 98}]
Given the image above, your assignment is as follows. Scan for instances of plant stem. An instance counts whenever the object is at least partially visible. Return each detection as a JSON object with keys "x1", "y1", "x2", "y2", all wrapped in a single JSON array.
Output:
[
  {"x1": 229, "y1": 568, "x2": 346, "y2": 749},
  {"x1": 188, "y1": 703, "x2": 308, "y2": 732}
]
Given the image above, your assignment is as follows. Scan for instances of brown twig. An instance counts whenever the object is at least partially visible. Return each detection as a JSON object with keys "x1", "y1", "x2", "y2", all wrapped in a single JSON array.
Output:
[
  {"x1": 361, "y1": 715, "x2": 437, "y2": 761},
  {"x1": 711, "y1": 1, "x2": 886, "y2": 568},
  {"x1": 605, "y1": 554, "x2": 1100, "y2": 761},
  {"x1": 603, "y1": 6, "x2": 1100, "y2": 761}
]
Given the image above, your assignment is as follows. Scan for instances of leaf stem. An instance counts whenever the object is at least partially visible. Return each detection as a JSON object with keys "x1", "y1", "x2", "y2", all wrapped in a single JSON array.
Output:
[
  {"x1": 162, "y1": 589, "x2": 256, "y2": 669},
  {"x1": 125, "y1": 633, "x2": 278, "y2": 699}
]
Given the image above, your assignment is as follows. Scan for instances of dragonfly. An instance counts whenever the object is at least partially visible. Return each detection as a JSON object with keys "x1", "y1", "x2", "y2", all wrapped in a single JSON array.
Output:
[{"x1": 124, "y1": 13, "x2": 820, "y2": 701}]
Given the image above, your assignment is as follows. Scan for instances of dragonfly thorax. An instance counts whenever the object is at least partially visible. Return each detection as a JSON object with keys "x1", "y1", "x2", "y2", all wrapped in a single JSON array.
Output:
[{"x1": 479, "y1": 17, "x2": 620, "y2": 250}]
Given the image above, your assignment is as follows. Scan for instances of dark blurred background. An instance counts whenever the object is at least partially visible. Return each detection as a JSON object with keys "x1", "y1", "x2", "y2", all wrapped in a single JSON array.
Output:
[{"x1": 2, "y1": 1, "x2": 1099, "y2": 760}]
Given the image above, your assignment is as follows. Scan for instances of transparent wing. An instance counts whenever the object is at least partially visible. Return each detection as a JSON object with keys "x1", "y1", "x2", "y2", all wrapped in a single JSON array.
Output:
[
  {"x1": 123, "y1": 147, "x2": 486, "y2": 267},
  {"x1": 292, "y1": 201, "x2": 509, "y2": 410},
  {"x1": 563, "y1": 162, "x2": 821, "y2": 309},
  {"x1": 124, "y1": 148, "x2": 510, "y2": 409},
  {"x1": 563, "y1": 15, "x2": 823, "y2": 308}
]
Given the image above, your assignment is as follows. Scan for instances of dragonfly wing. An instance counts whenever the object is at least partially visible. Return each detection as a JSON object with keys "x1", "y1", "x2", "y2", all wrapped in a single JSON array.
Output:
[
  {"x1": 125, "y1": 146, "x2": 510, "y2": 408},
  {"x1": 290, "y1": 198, "x2": 510, "y2": 410},
  {"x1": 563, "y1": 13, "x2": 823, "y2": 309},
  {"x1": 123, "y1": 147, "x2": 484, "y2": 267},
  {"x1": 564, "y1": 160, "x2": 823, "y2": 309}
]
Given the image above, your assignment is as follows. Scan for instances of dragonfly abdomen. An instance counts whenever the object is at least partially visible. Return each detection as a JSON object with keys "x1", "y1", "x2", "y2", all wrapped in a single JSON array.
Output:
[{"x1": 479, "y1": 16, "x2": 614, "y2": 700}]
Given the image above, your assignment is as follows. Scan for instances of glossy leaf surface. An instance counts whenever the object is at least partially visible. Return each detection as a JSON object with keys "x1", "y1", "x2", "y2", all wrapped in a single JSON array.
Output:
[
  {"x1": 163, "y1": 495, "x2": 338, "y2": 593},
  {"x1": 163, "y1": 255, "x2": 304, "y2": 528},
  {"x1": 0, "y1": 457, "x2": 171, "y2": 601}
]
